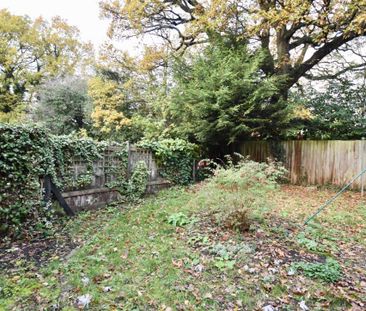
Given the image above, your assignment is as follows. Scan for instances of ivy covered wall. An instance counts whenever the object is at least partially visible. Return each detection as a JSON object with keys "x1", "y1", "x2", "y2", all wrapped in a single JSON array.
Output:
[
  {"x1": 0, "y1": 125, "x2": 197, "y2": 238},
  {"x1": 0, "y1": 125, "x2": 125, "y2": 237}
]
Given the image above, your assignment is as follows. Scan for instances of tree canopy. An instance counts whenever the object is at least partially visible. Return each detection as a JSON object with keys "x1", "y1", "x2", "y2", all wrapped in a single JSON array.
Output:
[
  {"x1": 298, "y1": 81, "x2": 366, "y2": 139},
  {"x1": 32, "y1": 77, "x2": 92, "y2": 135},
  {"x1": 100, "y1": 0, "x2": 366, "y2": 97}
]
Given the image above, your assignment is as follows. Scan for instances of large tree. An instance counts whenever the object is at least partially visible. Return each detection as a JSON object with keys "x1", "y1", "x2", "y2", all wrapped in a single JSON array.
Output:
[
  {"x1": 0, "y1": 9, "x2": 91, "y2": 122},
  {"x1": 169, "y1": 40, "x2": 293, "y2": 153},
  {"x1": 100, "y1": 0, "x2": 366, "y2": 98}
]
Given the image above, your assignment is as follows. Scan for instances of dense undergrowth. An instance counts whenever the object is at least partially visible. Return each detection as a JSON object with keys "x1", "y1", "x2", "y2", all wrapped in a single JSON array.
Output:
[{"x1": 192, "y1": 158, "x2": 286, "y2": 232}]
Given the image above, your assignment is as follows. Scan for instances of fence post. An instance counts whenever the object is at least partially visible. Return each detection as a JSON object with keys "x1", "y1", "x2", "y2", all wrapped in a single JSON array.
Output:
[
  {"x1": 127, "y1": 141, "x2": 132, "y2": 179},
  {"x1": 192, "y1": 159, "x2": 196, "y2": 183},
  {"x1": 362, "y1": 139, "x2": 365, "y2": 197},
  {"x1": 43, "y1": 175, "x2": 75, "y2": 216},
  {"x1": 44, "y1": 175, "x2": 52, "y2": 203}
]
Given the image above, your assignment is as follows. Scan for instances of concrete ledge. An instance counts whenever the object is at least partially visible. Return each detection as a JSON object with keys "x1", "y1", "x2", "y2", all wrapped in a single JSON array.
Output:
[
  {"x1": 62, "y1": 180, "x2": 171, "y2": 212},
  {"x1": 63, "y1": 187, "x2": 115, "y2": 198},
  {"x1": 63, "y1": 188, "x2": 121, "y2": 212},
  {"x1": 146, "y1": 179, "x2": 171, "y2": 194}
]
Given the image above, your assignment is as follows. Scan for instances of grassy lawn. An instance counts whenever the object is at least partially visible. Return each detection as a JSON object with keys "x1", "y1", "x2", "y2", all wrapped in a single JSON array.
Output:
[{"x1": 1, "y1": 185, "x2": 366, "y2": 310}]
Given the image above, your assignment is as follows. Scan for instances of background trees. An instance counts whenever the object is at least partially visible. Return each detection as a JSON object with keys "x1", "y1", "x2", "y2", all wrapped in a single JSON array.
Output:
[
  {"x1": 88, "y1": 43, "x2": 172, "y2": 142},
  {"x1": 88, "y1": 76, "x2": 131, "y2": 139},
  {"x1": 32, "y1": 77, "x2": 92, "y2": 135},
  {"x1": 1, "y1": 2, "x2": 365, "y2": 156},
  {"x1": 298, "y1": 81, "x2": 366, "y2": 139},
  {"x1": 0, "y1": 9, "x2": 91, "y2": 122},
  {"x1": 97, "y1": 0, "x2": 366, "y2": 153}
]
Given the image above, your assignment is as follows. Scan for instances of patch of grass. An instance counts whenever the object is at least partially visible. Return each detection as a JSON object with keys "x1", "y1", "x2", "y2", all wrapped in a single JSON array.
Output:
[
  {"x1": 272, "y1": 185, "x2": 366, "y2": 246},
  {"x1": 0, "y1": 188, "x2": 192, "y2": 309},
  {"x1": 58, "y1": 188, "x2": 195, "y2": 308},
  {"x1": 271, "y1": 284, "x2": 286, "y2": 297}
]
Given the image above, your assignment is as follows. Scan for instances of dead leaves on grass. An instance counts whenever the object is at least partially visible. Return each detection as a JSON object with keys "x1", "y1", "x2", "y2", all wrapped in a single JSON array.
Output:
[{"x1": 171, "y1": 185, "x2": 366, "y2": 310}]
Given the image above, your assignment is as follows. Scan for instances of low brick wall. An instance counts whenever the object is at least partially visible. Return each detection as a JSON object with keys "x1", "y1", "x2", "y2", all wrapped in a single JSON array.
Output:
[{"x1": 146, "y1": 179, "x2": 171, "y2": 194}]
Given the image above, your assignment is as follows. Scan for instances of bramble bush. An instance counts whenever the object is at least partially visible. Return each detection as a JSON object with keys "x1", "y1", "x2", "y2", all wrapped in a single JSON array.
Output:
[{"x1": 192, "y1": 157, "x2": 286, "y2": 232}]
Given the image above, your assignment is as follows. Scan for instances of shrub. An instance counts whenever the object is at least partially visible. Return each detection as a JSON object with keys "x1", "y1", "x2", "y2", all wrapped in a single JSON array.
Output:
[
  {"x1": 124, "y1": 161, "x2": 149, "y2": 202},
  {"x1": 222, "y1": 205, "x2": 250, "y2": 232},
  {"x1": 192, "y1": 158, "x2": 285, "y2": 231}
]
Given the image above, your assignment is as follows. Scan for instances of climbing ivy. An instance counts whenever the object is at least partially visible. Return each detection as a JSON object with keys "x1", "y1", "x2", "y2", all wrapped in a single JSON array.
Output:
[
  {"x1": 1, "y1": 126, "x2": 195, "y2": 238},
  {"x1": 1, "y1": 125, "x2": 53, "y2": 237},
  {"x1": 123, "y1": 161, "x2": 149, "y2": 202},
  {"x1": 138, "y1": 138, "x2": 198, "y2": 185},
  {"x1": 105, "y1": 152, "x2": 149, "y2": 202},
  {"x1": 0, "y1": 125, "x2": 114, "y2": 238}
]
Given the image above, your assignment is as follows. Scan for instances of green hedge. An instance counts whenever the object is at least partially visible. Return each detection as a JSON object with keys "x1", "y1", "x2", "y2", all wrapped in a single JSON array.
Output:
[{"x1": 0, "y1": 124, "x2": 115, "y2": 237}]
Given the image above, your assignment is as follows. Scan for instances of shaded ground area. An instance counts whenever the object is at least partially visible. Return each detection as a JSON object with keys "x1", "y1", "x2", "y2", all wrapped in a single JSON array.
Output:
[
  {"x1": 0, "y1": 234, "x2": 76, "y2": 271},
  {"x1": 0, "y1": 206, "x2": 120, "y2": 272},
  {"x1": 1, "y1": 185, "x2": 366, "y2": 310}
]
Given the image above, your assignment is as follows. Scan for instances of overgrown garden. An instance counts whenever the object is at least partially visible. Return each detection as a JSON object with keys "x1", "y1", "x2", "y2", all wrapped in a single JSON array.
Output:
[
  {"x1": 1, "y1": 160, "x2": 365, "y2": 309},
  {"x1": 1, "y1": 1, "x2": 366, "y2": 309}
]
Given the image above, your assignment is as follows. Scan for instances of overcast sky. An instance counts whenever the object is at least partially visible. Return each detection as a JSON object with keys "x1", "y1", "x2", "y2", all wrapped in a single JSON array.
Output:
[{"x1": 1, "y1": 0, "x2": 110, "y2": 48}]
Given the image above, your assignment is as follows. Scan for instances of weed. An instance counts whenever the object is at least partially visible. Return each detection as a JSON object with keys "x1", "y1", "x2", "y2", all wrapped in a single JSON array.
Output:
[
  {"x1": 214, "y1": 258, "x2": 236, "y2": 270},
  {"x1": 292, "y1": 258, "x2": 342, "y2": 283},
  {"x1": 297, "y1": 232, "x2": 324, "y2": 252},
  {"x1": 167, "y1": 212, "x2": 190, "y2": 227},
  {"x1": 188, "y1": 235, "x2": 210, "y2": 247}
]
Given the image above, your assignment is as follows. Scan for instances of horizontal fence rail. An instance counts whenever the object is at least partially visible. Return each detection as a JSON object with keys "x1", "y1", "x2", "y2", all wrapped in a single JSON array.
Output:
[{"x1": 239, "y1": 140, "x2": 366, "y2": 190}]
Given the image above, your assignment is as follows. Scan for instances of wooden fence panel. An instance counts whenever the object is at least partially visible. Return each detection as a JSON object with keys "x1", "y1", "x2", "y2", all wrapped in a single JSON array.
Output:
[
  {"x1": 239, "y1": 140, "x2": 366, "y2": 190},
  {"x1": 128, "y1": 144, "x2": 159, "y2": 181}
]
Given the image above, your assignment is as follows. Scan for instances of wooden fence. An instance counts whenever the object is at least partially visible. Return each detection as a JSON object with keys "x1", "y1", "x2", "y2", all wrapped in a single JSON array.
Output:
[
  {"x1": 239, "y1": 140, "x2": 366, "y2": 190},
  {"x1": 127, "y1": 143, "x2": 159, "y2": 181},
  {"x1": 59, "y1": 143, "x2": 169, "y2": 212}
]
